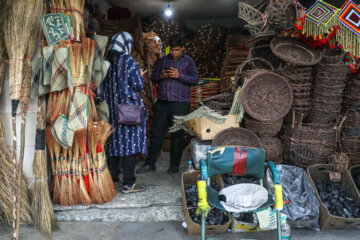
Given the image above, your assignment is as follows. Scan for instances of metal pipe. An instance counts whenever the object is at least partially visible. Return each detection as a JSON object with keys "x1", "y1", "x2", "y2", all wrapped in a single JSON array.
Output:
[{"x1": 201, "y1": 210, "x2": 206, "y2": 240}]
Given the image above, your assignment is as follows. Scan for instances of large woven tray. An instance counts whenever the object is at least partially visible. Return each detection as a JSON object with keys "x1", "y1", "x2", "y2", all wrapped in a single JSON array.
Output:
[
  {"x1": 241, "y1": 70, "x2": 293, "y2": 122},
  {"x1": 211, "y1": 127, "x2": 263, "y2": 148},
  {"x1": 270, "y1": 37, "x2": 322, "y2": 66}
]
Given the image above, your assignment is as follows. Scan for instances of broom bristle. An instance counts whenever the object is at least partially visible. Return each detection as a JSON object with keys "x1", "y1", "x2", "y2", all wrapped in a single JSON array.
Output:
[
  {"x1": 87, "y1": 154, "x2": 103, "y2": 204},
  {"x1": 74, "y1": 134, "x2": 91, "y2": 205},
  {"x1": 71, "y1": 139, "x2": 81, "y2": 204},
  {"x1": 67, "y1": 148, "x2": 75, "y2": 206}
]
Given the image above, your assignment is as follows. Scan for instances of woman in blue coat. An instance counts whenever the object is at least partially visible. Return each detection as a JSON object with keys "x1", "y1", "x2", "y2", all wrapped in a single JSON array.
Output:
[{"x1": 99, "y1": 32, "x2": 147, "y2": 193}]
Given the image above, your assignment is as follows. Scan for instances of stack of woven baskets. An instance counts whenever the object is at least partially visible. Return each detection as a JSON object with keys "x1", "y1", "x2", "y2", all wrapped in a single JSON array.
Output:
[
  {"x1": 278, "y1": 67, "x2": 313, "y2": 117},
  {"x1": 271, "y1": 37, "x2": 322, "y2": 122},
  {"x1": 341, "y1": 72, "x2": 360, "y2": 166},
  {"x1": 307, "y1": 48, "x2": 348, "y2": 124},
  {"x1": 240, "y1": 69, "x2": 293, "y2": 164}
]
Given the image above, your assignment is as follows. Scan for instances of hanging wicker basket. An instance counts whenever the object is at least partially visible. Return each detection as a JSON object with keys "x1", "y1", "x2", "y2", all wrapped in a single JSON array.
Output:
[
  {"x1": 270, "y1": 37, "x2": 322, "y2": 66},
  {"x1": 238, "y1": 0, "x2": 296, "y2": 37},
  {"x1": 241, "y1": 70, "x2": 293, "y2": 122},
  {"x1": 211, "y1": 127, "x2": 263, "y2": 148}
]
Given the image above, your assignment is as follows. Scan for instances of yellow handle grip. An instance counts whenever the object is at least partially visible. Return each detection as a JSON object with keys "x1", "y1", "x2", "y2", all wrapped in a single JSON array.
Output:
[
  {"x1": 196, "y1": 180, "x2": 210, "y2": 217},
  {"x1": 274, "y1": 184, "x2": 284, "y2": 210}
]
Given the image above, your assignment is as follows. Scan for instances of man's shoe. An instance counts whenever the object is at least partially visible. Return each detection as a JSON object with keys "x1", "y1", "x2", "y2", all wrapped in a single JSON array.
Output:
[
  {"x1": 136, "y1": 164, "x2": 156, "y2": 174},
  {"x1": 121, "y1": 183, "x2": 146, "y2": 194},
  {"x1": 167, "y1": 168, "x2": 179, "y2": 175}
]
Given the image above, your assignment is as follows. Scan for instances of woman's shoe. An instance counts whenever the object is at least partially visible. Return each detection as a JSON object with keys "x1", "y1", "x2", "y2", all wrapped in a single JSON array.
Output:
[{"x1": 121, "y1": 183, "x2": 146, "y2": 194}]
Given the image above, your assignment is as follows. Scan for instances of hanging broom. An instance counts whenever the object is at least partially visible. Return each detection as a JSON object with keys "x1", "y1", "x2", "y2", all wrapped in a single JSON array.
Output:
[{"x1": 32, "y1": 96, "x2": 58, "y2": 238}]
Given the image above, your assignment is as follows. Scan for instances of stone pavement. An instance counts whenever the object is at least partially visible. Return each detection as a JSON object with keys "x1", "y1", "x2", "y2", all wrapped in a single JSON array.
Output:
[{"x1": 1, "y1": 221, "x2": 360, "y2": 240}]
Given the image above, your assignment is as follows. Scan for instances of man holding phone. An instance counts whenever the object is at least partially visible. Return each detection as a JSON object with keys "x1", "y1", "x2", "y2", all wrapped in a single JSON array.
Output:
[{"x1": 136, "y1": 34, "x2": 198, "y2": 174}]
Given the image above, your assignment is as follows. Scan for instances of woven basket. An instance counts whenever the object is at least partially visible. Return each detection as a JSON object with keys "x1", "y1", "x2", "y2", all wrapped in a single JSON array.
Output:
[
  {"x1": 313, "y1": 83, "x2": 345, "y2": 96},
  {"x1": 244, "y1": 115, "x2": 283, "y2": 137},
  {"x1": 235, "y1": 58, "x2": 274, "y2": 87},
  {"x1": 316, "y1": 63, "x2": 349, "y2": 78},
  {"x1": 341, "y1": 134, "x2": 360, "y2": 166},
  {"x1": 282, "y1": 124, "x2": 337, "y2": 146},
  {"x1": 259, "y1": 136, "x2": 283, "y2": 164},
  {"x1": 342, "y1": 100, "x2": 360, "y2": 112},
  {"x1": 321, "y1": 48, "x2": 345, "y2": 64},
  {"x1": 248, "y1": 44, "x2": 284, "y2": 69},
  {"x1": 211, "y1": 127, "x2": 263, "y2": 148},
  {"x1": 271, "y1": 37, "x2": 322, "y2": 66},
  {"x1": 241, "y1": 70, "x2": 293, "y2": 122},
  {"x1": 238, "y1": 0, "x2": 296, "y2": 37},
  {"x1": 282, "y1": 137, "x2": 335, "y2": 167},
  {"x1": 278, "y1": 66, "x2": 313, "y2": 80},
  {"x1": 307, "y1": 106, "x2": 340, "y2": 124},
  {"x1": 343, "y1": 109, "x2": 360, "y2": 127}
]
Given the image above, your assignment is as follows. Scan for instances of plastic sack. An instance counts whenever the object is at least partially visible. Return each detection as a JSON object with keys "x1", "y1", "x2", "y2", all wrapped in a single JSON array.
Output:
[
  {"x1": 219, "y1": 183, "x2": 268, "y2": 213},
  {"x1": 266, "y1": 164, "x2": 320, "y2": 230},
  {"x1": 190, "y1": 138, "x2": 212, "y2": 169}
]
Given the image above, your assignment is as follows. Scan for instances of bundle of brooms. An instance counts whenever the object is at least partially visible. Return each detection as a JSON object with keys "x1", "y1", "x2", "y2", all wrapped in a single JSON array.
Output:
[
  {"x1": 3, "y1": 0, "x2": 42, "y2": 239},
  {"x1": 45, "y1": 38, "x2": 114, "y2": 205}
]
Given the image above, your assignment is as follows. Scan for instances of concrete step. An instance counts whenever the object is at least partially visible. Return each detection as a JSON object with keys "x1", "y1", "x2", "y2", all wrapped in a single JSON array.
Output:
[
  {"x1": 54, "y1": 186, "x2": 185, "y2": 222},
  {"x1": 54, "y1": 152, "x2": 192, "y2": 222}
]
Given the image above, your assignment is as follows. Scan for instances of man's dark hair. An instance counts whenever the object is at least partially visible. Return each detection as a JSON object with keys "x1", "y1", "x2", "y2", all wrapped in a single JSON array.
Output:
[{"x1": 169, "y1": 34, "x2": 184, "y2": 47}]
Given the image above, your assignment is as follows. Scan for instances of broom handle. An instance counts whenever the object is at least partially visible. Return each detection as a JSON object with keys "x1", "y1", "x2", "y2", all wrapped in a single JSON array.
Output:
[
  {"x1": 11, "y1": 100, "x2": 19, "y2": 240},
  {"x1": 14, "y1": 110, "x2": 27, "y2": 239}
]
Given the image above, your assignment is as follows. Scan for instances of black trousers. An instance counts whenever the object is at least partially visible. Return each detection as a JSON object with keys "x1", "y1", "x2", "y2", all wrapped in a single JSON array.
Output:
[
  {"x1": 146, "y1": 100, "x2": 190, "y2": 169},
  {"x1": 108, "y1": 154, "x2": 136, "y2": 186}
]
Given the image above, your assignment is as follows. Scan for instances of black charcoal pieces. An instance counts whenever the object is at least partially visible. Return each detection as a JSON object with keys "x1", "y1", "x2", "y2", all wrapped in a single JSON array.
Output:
[
  {"x1": 314, "y1": 180, "x2": 360, "y2": 218},
  {"x1": 185, "y1": 184, "x2": 228, "y2": 225}
]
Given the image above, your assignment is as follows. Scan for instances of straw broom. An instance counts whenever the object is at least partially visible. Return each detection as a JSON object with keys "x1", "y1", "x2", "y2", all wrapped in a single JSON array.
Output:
[
  {"x1": 68, "y1": 147, "x2": 80, "y2": 204},
  {"x1": 53, "y1": 137, "x2": 63, "y2": 204},
  {"x1": 0, "y1": 119, "x2": 32, "y2": 225},
  {"x1": 32, "y1": 96, "x2": 58, "y2": 238},
  {"x1": 96, "y1": 121, "x2": 116, "y2": 202},
  {"x1": 77, "y1": 129, "x2": 94, "y2": 203},
  {"x1": 59, "y1": 148, "x2": 70, "y2": 206},
  {"x1": 45, "y1": 126, "x2": 59, "y2": 203},
  {"x1": 87, "y1": 122, "x2": 103, "y2": 204},
  {"x1": 73, "y1": 132, "x2": 91, "y2": 205},
  {"x1": 64, "y1": 0, "x2": 86, "y2": 42}
]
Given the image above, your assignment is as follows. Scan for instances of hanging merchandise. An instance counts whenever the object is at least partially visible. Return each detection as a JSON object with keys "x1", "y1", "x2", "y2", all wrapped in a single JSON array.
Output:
[{"x1": 294, "y1": 0, "x2": 360, "y2": 72}]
